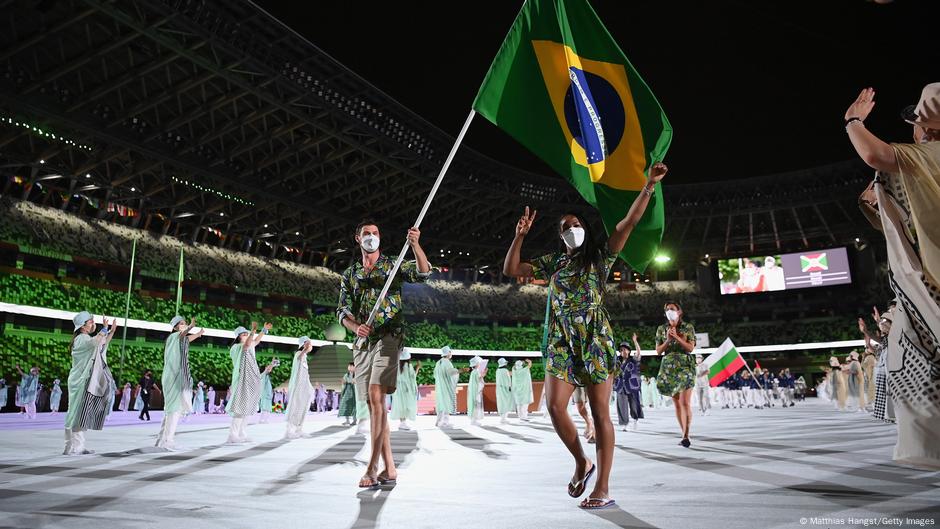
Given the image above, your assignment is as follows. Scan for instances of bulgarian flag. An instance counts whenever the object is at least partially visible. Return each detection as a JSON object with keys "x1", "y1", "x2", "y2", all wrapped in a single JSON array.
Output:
[
  {"x1": 704, "y1": 338, "x2": 746, "y2": 387},
  {"x1": 473, "y1": 0, "x2": 672, "y2": 271}
]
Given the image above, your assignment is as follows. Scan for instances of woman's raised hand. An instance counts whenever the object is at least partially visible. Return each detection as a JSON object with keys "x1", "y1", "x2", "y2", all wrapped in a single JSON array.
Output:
[
  {"x1": 515, "y1": 206, "x2": 537, "y2": 237},
  {"x1": 648, "y1": 162, "x2": 668, "y2": 183}
]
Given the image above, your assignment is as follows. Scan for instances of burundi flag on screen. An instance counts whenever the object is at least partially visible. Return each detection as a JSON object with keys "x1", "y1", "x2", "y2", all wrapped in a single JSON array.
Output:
[
  {"x1": 800, "y1": 252, "x2": 829, "y2": 273},
  {"x1": 472, "y1": 0, "x2": 672, "y2": 271}
]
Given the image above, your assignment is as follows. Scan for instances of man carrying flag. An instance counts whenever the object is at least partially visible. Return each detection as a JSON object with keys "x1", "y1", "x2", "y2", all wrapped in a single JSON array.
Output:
[{"x1": 337, "y1": 220, "x2": 432, "y2": 489}]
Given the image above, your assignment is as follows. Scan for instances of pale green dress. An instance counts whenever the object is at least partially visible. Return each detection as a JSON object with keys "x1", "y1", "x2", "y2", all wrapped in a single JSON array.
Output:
[
  {"x1": 467, "y1": 369, "x2": 483, "y2": 417},
  {"x1": 161, "y1": 331, "x2": 193, "y2": 414},
  {"x1": 434, "y1": 358, "x2": 459, "y2": 415},
  {"x1": 390, "y1": 363, "x2": 418, "y2": 421},
  {"x1": 511, "y1": 365, "x2": 534, "y2": 408},
  {"x1": 496, "y1": 367, "x2": 513, "y2": 415}
]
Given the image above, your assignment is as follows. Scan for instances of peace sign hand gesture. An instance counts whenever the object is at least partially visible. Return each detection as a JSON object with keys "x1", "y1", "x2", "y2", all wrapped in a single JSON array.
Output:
[{"x1": 515, "y1": 206, "x2": 537, "y2": 238}]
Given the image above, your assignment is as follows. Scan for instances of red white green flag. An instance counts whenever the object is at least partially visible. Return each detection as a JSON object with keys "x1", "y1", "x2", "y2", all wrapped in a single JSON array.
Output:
[{"x1": 704, "y1": 338, "x2": 745, "y2": 387}]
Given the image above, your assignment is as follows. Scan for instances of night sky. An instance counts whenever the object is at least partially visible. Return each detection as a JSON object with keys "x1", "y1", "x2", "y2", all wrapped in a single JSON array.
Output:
[{"x1": 254, "y1": 0, "x2": 940, "y2": 185}]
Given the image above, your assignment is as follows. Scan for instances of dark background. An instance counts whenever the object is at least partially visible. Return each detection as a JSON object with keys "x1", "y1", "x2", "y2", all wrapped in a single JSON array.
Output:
[{"x1": 254, "y1": 0, "x2": 939, "y2": 184}]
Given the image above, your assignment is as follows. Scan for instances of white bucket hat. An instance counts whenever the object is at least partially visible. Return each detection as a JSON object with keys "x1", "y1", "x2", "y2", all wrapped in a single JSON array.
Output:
[
  {"x1": 497, "y1": 358, "x2": 507, "y2": 367},
  {"x1": 169, "y1": 315, "x2": 185, "y2": 329},
  {"x1": 73, "y1": 311, "x2": 92, "y2": 331}
]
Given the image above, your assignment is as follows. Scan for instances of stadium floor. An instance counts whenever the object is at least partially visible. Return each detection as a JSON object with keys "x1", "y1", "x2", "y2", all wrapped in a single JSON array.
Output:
[{"x1": 0, "y1": 399, "x2": 937, "y2": 529}]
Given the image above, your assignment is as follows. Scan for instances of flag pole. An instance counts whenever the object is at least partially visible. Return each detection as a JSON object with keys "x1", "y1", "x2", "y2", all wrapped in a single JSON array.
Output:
[
  {"x1": 119, "y1": 238, "x2": 137, "y2": 385},
  {"x1": 175, "y1": 248, "x2": 184, "y2": 315},
  {"x1": 741, "y1": 352, "x2": 765, "y2": 390},
  {"x1": 354, "y1": 110, "x2": 476, "y2": 350}
]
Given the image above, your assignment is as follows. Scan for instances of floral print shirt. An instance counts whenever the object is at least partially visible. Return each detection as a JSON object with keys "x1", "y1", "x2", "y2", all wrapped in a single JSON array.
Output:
[
  {"x1": 530, "y1": 248, "x2": 618, "y2": 315},
  {"x1": 337, "y1": 254, "x2": 430, "y2": 336},
  {"x1": 655, "y1": 322, "x2": 696, "y2": 355}
]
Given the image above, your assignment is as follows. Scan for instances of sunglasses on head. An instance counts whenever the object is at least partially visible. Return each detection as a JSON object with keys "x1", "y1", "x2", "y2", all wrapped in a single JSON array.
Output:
[{"x1": 901, "y1": 104, "x2": 918, "y2": 122}]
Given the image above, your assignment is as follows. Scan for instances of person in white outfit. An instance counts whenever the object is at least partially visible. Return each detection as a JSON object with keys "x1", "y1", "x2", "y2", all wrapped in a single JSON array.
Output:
[{"x1": 693, "y1": 356, "x2": 710, "y2": 415}]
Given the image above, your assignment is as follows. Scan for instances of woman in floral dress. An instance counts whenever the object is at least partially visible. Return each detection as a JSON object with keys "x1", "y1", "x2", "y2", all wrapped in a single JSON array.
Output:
[
  {"x1": 655, "y1": 302, "x2": 697, "y2": 447},
  {"x1": 503, "y1": 162, "x2": 667, "y2": 510}
]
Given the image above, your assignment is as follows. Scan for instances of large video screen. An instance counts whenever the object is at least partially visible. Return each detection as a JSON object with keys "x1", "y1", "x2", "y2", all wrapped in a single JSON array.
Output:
[{"x1": 718, "y1": 247, "x2": 851, "y2": 295}]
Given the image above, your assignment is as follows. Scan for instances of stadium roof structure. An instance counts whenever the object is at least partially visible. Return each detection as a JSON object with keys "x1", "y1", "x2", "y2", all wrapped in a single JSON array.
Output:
[{"x1": 0, "y1": 0, "x2": 881, "y2": 274}]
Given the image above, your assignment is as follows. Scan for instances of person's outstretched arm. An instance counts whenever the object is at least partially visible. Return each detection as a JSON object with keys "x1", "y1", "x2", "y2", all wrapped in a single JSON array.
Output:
[{"x1": 845, "y1": 87, "x2": 898, "y2": 173}]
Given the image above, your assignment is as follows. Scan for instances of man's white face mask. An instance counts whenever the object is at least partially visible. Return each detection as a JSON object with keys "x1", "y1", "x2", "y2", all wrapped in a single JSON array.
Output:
[
  {"x1": 360, "y1": 234, "x2": 380, "y2": 253},
  {"x1": 561, "y1": 227, "x2": 585, "y2": 250}
]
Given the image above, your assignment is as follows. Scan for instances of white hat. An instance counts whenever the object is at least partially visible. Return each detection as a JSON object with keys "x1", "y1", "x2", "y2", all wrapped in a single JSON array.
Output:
[
  {"x1": 297, "y1": 336, "x2": 310, "y2": 348},
  {"x1": 73, "y1": 311, "x2": 92, "y2": 331},
  {"x1": 440, "y1": 345, "x2": 452, "y2": 357},
  {"x1": 169, "y1": 315, "x2": 185, "y2": 329},
  {"x1": 904, "y1": 82, "x2": 940, "y2": 129},
  {"x1": 497, "y1": 358, "x2": 507, "y2": 367},
  {"x1": 514, "y1": 360, "x2": 524, "y2": 369},
  {"x1": 400, "y1": 350, "x2": 412, "y2": 360},
  {"x1": 469, "y1": 356, "x2": 480, "y2": 367},
  {"x1": 233, "y1": 326, "x2": 249, "y2": 336}
]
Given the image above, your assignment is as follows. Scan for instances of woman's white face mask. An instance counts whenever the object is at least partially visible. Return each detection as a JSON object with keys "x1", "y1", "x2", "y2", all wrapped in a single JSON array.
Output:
[
  {"x1": 561, "y1": 227, "x2": 585, "y2": 250},
  {"x1": 665, "y1": 309, "x2": 679, "y2": 322},
  {"x1": 360, "y1": 234, "x2": 380, "y2": 253}
]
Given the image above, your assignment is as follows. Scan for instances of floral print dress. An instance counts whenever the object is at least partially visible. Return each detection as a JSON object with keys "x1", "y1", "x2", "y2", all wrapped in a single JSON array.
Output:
[
  {"x1": 655, "y1": 322, "x2": 697, "y2": 396},
  {"x1": 531, "y1": 249, "x2": 619, "y2": 387}
]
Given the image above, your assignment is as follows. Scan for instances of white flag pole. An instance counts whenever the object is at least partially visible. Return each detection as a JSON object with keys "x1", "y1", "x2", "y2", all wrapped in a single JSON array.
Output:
[
  {"x1": 353, "y1": 110, "x2": 477, "y2": 351},
  {"x1": 741, "y1": 352, "x2": 765, "y2": 390}
]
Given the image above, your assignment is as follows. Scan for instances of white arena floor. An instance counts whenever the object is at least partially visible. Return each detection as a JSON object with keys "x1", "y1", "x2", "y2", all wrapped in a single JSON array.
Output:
[{"x1": 0, "y1": 398, "x2": 937, "y2": 529}]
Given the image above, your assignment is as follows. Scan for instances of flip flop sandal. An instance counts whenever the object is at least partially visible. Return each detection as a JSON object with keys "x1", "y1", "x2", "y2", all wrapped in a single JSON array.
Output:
[
  {"x1": 358, "y1": 475, "x2": 380, "y2": 489},
  {"x1": 579, "y1": 497, "x2": 616, "y2": 510},
  {"x1": 567, "y1": 462, "x2": 596, "y2": 498},
  {"x1": 377, "y1": 472, "x2": 397, "y2": 485}
]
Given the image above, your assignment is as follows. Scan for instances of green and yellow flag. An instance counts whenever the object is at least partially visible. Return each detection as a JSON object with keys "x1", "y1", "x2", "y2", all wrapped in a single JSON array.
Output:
[{"x1": 473, "y1": 0, "x2": 672, "y2": 271}]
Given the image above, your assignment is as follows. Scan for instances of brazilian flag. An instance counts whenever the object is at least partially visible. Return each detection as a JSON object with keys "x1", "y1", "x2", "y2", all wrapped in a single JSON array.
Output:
[{"x1": 473, "y1": 0, "x2": 672, "y2": 271}]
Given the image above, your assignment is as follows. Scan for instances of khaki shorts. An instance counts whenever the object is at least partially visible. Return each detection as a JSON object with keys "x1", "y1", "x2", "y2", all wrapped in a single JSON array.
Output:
[
  {"x1": 354, "y1": 334, "x2": 403, "y2": 399},
  {"x1": 572, "y1": 386, "x2": 587, "y2": 404}
]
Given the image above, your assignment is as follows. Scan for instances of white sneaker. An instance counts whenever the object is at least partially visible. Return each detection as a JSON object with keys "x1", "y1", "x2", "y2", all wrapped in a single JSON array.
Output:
[
  {"x1": 356, "y1": 421, "x2": 370, "y2": 434},
  {"x1": 398, "y1": 422, "x2": 411, "y2": 431},
  {"x1": 621, "y1": 426, "x2": 628, "y2": 432},
  {"x1": 630, "y1": 422, "x2": 638, "y2": 432}
]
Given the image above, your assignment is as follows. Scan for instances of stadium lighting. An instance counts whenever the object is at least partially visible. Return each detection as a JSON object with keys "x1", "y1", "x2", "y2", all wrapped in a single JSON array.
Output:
[
  {"x1": 85, "y1": 173, "x2": 90, "y2": 178},
  {"x1": 654, "y1": 254, "x2": 671, "y2": 264},
  {"x1": 855, "y1": 237, "x2": 860, "y2": 242}
]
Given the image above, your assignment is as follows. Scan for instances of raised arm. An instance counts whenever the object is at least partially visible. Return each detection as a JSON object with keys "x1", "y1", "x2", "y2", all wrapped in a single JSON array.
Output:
[
  {"x1": 187, "y1": 321, "x2": 205, "y2": 343},
  {"x1": 251, "y1": 322, "x2": 272, "y2": 348},
  {"x1": 858, "y1": 318, "x2": 876, "y2": 350},
  {"x1": 607, "y1": 163, "x2": 666, "y2": 254},
  {"x1": 407, "y1": 228, "x2": 430, "y2": 274},
  {"x1": 503, "y1": 207, "x2": 537, "y2": 278},
  {"x1": 632, "y1": 333, "x2": 642, "y2": 365},
  {"x1": 845, "y1": 88, "x2": 898, "y2": 173},
  {"x1": 104, "y1": 318, "x2": 118, "y2": 345}
]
